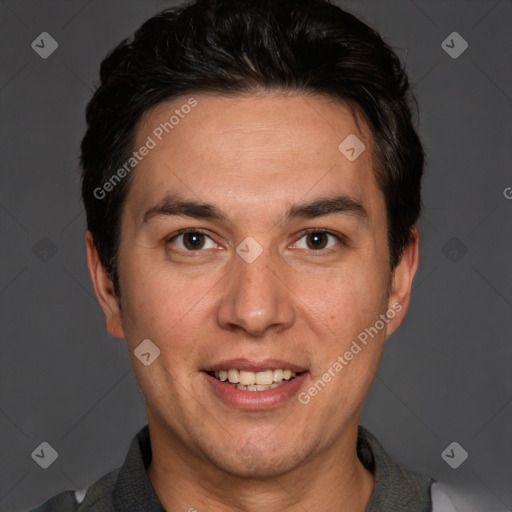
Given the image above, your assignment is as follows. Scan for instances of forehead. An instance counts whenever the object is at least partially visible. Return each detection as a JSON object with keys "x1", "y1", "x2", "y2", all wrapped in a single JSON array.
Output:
[{"x1": 125, "y1": 92, "x2": 382, "y2": 223}]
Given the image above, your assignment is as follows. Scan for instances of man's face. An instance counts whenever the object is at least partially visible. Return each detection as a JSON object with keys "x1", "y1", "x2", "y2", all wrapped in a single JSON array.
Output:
[{"x1": 89, "y1": 92, "x2": 416, "y2": 478}]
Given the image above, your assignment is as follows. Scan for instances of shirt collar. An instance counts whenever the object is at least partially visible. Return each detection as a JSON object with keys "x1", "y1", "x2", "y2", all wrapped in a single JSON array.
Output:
[
  {"x1": 113, "y1": 425, "x2": 165, "y2": 511},
  {"x1": 357, "y1": 425, "x2": 433, "y2": 511}
]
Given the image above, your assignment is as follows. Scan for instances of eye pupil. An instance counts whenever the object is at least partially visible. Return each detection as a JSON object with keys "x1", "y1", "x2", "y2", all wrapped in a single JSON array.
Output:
[
  {"x1": 184, "y1": 232, "x2": 204, "y2": 250},
  {"x1": 307, "y1": 232, "x2": 328, "y2": 250}
]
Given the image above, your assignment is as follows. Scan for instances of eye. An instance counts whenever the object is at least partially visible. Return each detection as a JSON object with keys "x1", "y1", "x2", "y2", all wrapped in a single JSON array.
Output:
[
  {"x1": 167, "y1": 230, "x2": 218, "y2": 251},
  {"x1": 293, "y1": 229, "x2": 343, "y2": 251},
  {"x1": 167, "y1": 228, "x2": 345, "y2": 253}
]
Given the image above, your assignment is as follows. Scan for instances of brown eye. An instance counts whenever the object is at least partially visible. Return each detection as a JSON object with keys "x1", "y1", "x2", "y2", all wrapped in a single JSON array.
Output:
[
  {"x1": 182, "y1": 232, "x2": 205, "y2": 250},
  {"x1": 306, "y1": 232, "x2": 329, "y2": 250},
  {"x1": 168, "y1": 230, "x2": 217, "y2": 251},
  {"x1": 293, "y1": 230, "x2": 344, "y2": 252}
]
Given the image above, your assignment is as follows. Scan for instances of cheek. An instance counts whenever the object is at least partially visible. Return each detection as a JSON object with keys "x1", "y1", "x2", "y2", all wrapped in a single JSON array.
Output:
[
  {"x1": 306, "y1": 272, "x2": 388, "y2": 416},
  {"x1": 312, "y1": 264, "x2": 389, "y2": 338},
  {"x1": 119, "y1": 259, "x2": 214, "y2": 350}
]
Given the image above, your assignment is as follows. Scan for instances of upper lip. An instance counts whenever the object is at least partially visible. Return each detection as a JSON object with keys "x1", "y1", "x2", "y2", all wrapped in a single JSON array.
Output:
[{"x1": 203, "y1": 358, "x2": 308, "y2": 373}]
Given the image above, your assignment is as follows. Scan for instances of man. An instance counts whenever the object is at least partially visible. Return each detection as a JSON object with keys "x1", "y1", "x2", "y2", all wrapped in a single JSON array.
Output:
[{"x1": 33, "y1": 0, "x2": 458, "y2": 510}]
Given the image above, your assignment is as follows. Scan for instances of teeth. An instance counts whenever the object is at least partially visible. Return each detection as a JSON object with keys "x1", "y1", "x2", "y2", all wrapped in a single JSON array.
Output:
[
  {"x1": 247, "y1": 384, "x2": 272, "y2": 391},
  {"x1": 213, "y1": 368, "x2": 298, "y2": 388},
  {"x1": 237, "y1": 383, "x2": 286, "y2": 391},
  {"x1": 227, "y1": 369, "x2": 239, "y2": 383},
  {"x1": 239, "y1": 370, "x2": 255, "y2": 386},
  {"x1": 256, "y1": 370, "x2": 273, "y2": 385},
  {"x1": 273, "y1": 369, "x2": 283, "y2": 382}
]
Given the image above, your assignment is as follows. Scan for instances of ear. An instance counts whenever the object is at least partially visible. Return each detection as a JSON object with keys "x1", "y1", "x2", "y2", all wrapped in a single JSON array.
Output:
[
  {"x1": 85, "y1": 231, "x2": 125, "y2": 339},
  {"x1": 385, "y1": 226, "x2": 420, "y2": 337}
]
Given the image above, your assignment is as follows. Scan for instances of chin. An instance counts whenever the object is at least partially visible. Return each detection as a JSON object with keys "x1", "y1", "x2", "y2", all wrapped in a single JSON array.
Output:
[{"x1": 201, "y1": 438, "x2": 315, "y2": 480}]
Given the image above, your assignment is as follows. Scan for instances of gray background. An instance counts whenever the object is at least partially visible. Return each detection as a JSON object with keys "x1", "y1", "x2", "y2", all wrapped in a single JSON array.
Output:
[{"x1": 0, "y1": 0, "x2": 511, "y2": 511}]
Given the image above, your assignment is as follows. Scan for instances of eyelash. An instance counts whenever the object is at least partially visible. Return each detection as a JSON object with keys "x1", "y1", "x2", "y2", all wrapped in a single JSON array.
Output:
[{"x1": 166, "y1": 228, "x2": 347, "y2": 254}]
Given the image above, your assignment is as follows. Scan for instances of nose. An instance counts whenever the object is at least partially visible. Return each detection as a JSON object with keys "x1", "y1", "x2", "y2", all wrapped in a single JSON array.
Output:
[{"x1": 216, "y1": 243, "x2": 295, "y2": 337}]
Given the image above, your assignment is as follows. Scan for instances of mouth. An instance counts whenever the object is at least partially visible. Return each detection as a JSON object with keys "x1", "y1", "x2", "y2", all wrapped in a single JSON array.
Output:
[
  {"x1": 205, "y1": 368, "x2": 303, "y2": 392},
  {"x1": 202, "y1": 359, "x2": 308, "y2": 410}
]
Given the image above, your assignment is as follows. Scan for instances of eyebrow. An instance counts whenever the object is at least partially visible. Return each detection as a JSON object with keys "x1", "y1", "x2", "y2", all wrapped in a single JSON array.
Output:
[{"x1": 142, "y1": 193, "x2": 368, "y2": 225}]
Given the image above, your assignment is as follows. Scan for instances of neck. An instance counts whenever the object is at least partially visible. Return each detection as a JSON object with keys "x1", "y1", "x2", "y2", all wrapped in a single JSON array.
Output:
[{"x1": 147, "y1": 420, "x2": 374, "y2": 512}]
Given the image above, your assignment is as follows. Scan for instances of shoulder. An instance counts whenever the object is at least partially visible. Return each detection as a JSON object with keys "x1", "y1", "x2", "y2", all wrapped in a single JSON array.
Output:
[
  {"x1": 30, "y1": 425, "x2": 162, "y2": 511},
  {"x1": 431, "y1": 482, "x2": 460, "y2": 512},
  {"x1": 357, "y1": 425, "x2": 434, "y2": 510},
  {"x1": 30, "y1": 468, "x2": 120, "y2": 512},
  {"x1": 30, "y1": 490, "x2": 81, "y2": 512}
]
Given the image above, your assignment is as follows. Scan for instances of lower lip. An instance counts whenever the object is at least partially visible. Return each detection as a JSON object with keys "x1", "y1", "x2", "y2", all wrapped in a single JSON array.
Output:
[{"x1": 203, "y1": 371, "x2": 308, "y2": 410}]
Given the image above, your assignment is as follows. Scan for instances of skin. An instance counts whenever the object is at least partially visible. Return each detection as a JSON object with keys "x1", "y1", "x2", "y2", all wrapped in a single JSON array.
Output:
[{"x1": 86, "y1": 91, "x2": 419, "y2": 512}]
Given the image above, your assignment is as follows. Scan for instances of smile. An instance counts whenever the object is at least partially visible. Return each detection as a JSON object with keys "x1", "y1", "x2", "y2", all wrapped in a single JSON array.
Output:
[
  {"x1": 207, "y1": 368, "x2": 299, "y2": 391},
  {"x1": 203, "y1": 359, "x2": 308, "y2": 410}
]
